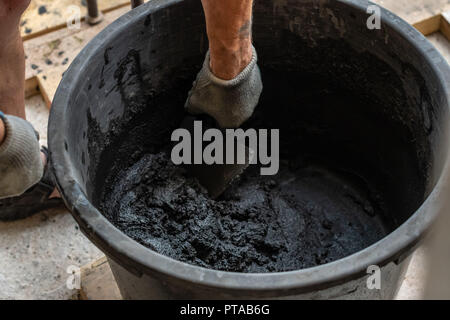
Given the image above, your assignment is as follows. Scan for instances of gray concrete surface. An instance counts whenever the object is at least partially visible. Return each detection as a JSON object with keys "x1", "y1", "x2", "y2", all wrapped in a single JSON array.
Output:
[
  {"x1": 0, "y1": 95, "x2": 102, "y2": 300},
  {"x1": 0, "y1": 207, "x2": 103, "y2": 299}
]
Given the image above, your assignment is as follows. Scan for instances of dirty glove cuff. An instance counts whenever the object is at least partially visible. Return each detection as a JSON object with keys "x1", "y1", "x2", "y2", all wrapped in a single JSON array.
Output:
[
  {"x1": 185, "y1": 45, "x2": 263, "y2": 128},
  {"x1": 0, "y1": 114, "x2": 43, "y2": 199}
]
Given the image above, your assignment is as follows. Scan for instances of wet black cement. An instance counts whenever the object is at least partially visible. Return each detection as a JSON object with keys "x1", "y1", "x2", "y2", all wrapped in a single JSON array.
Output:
[
  {"x1": 101, "y1": 150, "x2": 388, "y2": 272},
  {"x1": 95, "y1": 71, "x2": 403, "y2": 273},
  {"x1": 94, "y1": 45, "x2": 426, "y2": 273}
]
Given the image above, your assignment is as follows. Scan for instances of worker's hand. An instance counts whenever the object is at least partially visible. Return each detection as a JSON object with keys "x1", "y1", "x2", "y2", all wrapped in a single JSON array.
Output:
[
  {"x1": 0, "y1": 114, "x2": 43, "y2": 200},
  {"x1": 0, "y1": 0, "x2": 31, "y2": 43},
  {"x1": 185, "y1": 46, "x2": 263, "y2": 129}
]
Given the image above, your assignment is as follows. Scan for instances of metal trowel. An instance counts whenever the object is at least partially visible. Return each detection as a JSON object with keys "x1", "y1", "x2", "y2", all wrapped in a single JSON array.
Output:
[{"x1": 179, "y1": 115, "x2": 252, "y2": 199}]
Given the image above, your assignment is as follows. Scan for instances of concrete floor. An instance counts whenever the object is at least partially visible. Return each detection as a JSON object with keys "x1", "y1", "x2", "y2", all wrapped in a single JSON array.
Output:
[
  {"x1": 0, "y1": 208, "x2": 102, "y2": 299},
  {"x1": 0, "y1": 95, "x2": 102, "y2": 300}
]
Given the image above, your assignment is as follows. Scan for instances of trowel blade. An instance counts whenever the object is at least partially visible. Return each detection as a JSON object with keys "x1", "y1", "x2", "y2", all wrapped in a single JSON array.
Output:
[
  {"x1": 186, "y1": 151, "x2": 251, "y2": 199},
  {"x1": 180, "y1": 115, "x2": 252, "y2": 199}
]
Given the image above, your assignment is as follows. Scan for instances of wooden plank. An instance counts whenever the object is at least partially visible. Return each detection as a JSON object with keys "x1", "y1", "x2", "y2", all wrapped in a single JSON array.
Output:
[
  {"x1": 441, "y1": 11, "x2": 450, "y2": 41},
  {"x1": 25, "y1": 77, "x2": 40, "y2": 99},
  {"x1": 23, "y1": 6, "x2": 129, "y2": 108},
  {"x1": 25, "y1": 93, "x2": 50, "y2": 146},
  {"x1": 373, "y1": 0, "x2": 450, "y2": 37},
  {"x1": 395, "y1": 247, "x2": 427, "y2": 300},
  {"x1": 79, "y1": 256, "x2": 122, "y2": 300},
  {"x1": 414, "y1": 14, "x2": 442, "y2": 36},
  {"x1": 373, "y1": 0, "x2": 450, "y2": 26},
  {"x1": 20, "y1": 0, "x2": 133, "y2": 40}
]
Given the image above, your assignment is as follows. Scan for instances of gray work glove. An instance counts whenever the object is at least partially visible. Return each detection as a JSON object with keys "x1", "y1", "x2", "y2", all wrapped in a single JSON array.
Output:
[
  {"x1": 185, "y1": 46, "x2": 263, "y2": 128},
  {"x1": 0, "y1": 114, "x2": 43, "y2": 199}
]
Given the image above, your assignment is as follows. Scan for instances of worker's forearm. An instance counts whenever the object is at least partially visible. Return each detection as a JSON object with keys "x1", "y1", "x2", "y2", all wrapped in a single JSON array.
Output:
[
  {"x1": 0, "y1": 29, "x2": 26, "y2": 119},
  {"x1": 201, "y1": 0, "x2": 254, "y2": 80},
  {"x1": 0, "y1": 117, "x2": 5, "y2": 145}
]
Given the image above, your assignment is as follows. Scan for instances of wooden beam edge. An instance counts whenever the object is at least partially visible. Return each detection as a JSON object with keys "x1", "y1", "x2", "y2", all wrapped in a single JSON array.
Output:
[
  {"x1": 413, "y1": 15, "x2": 442, "y2": 37},
  {"x1": 25, "y1": 77, "x2": 40, "y2": 99},
  {"x1": 36, "y1": 75, "x2": 53, "y2": 109},
  {"x1": 79, "y1": 255, "x2": 123, "y2": 300},
  {"x1": 440, "y1": 11, "x2": 450, "y2": 42}
]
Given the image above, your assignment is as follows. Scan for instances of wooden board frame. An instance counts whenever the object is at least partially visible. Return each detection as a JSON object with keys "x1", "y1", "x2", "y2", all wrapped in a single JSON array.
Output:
[
  {"x1": 20, "y1": 1, "x2": 133, "y2": 41},
  {"x1": 415, "y1": 11, "x2": 450, "y2": 40},
  {"x1": 440, "y1": 12, "x2": 450, "y2": 40}
]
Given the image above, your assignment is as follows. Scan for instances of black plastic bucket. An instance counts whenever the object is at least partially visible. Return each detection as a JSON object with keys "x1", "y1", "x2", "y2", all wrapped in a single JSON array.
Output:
[{"x1": 49, "y1": 0, "x2": 450, "y2": 299}]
